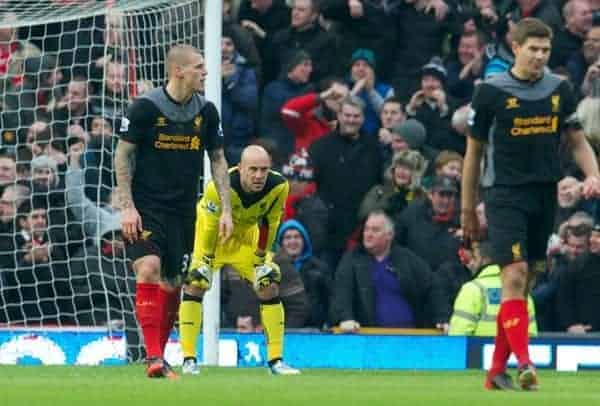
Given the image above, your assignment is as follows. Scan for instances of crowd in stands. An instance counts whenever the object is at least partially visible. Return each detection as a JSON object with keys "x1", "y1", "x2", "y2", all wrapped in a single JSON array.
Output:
[{"x1": 1, "y1": 0, "x2": 600, "y2": 337}]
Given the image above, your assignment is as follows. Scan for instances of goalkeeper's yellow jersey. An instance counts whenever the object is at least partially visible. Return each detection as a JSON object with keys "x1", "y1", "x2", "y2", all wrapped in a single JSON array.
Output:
[{"x1": 191, "y1": 167, "x2": 289, "y2": 268}]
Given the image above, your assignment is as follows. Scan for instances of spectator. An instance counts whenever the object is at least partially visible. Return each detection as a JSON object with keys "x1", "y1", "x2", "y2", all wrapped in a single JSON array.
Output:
[
  {"x1": 91, "y1": 60, "x2": 128, "y2": 120},
  {"x1": 3, "y1": 54, "x2": 64, "y2": 140},
  {"x1": 449, "y1": 242, "x2": 538, "y2": 336},
  {"x1": 507, "y1": 0, "x2": 562, "y2": 34},
  {"x1": 533, "y1": 211, "x2": 593, "y2": 331},
  {"x1": 347, "y1": 48, "x2": 394, "y2": 137},
  {"x1": 434, "y1": 150, "x2": 463, "y2": 182},
  {"x1": 30, "y1": 154, "x2": 84, "y2": 258},
  {"x1": 0, "y1": 183, "x2": 30, "y2": 269},
  {"x1": 557, "y1": 223, "x2": 600, "y2": 333},
  {"x1": 445, "y1": 31, "x2": 486, "y2": 105},
  {"x1": 223, "y1": 0, "x2": 262, "y2": 82},
  {"x1": 280, "y1": 150, "x2": 329, "y2": 256},
  {"x1": 0, "y1": 12, "x2": 41, "y2": 106},
  {"x1": 549, "y1": 0, "x2": 592, "y2": 69},
  {"x1": 281, "y1": 79, "x2": 349, "y2": 157},
  {"x1": 332, "y1": 211, "x2": 447, "y2": 330},
  {"x1": 12, "y1": 198, "x2": 69, "y2": 323},
  {"x1": 390, "y1": 0, "x2": 459, "y2": 101},
  {"x1": 359, "y1": 149, "x2": 427, "y2": 223},
  {"x1": 84, "y1": 116, "x2": 116, "y2": 204},
  {"x1": 483, "y1": 16, "x2": 516, "y2": 78},
  {"x1": 406, "y1": 57, "x2": 463, "y2": 154},
  {"x1": 238, "y1": 0, "x2": 291, "y2": 83},
  {"x1": 267, "y1": 0, "x2": 338, "y2": 83},
  {"x1": 320, "y1": 0, "x2": 395, "y2": 80},
  {"x1": 221, "y1": 28, "x2": 259, "y2": 165},
  {"x1": 576, "y1": 89, "x2": 600, "y2": 155},
  {"x1": 384, "y1": 118, "x2": 437, "y2": 167},
  {"x1": 309, "y1": 95, "x2": 382, "y2": 269},
  {"x1": 0, "y1": 152, "x2": 17, "y2": 194},
  {"x1": 275, "y1": 219, "x2": 332, "y2": 328},
  {"x1": 377, "y1": 97, "x2": 406, "y2": 153},
  {"x1": 66, "y1": 142, "x2": 135, "y2": 330},
  {"x1": 395, "y1": 175, "x2": 462, "y2": 271},
  {"x1": 260, "y1": 50, "x2": 313, "y2": 158},
  {"x1": 567, "y1": 25, "x2": 600, "y2": 93},
  {"x1": 53, "y1": 76, "x2": 93, "y2": 132}
]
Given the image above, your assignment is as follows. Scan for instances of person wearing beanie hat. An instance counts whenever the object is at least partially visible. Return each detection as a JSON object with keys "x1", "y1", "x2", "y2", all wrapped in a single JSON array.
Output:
[
  {"x1": 406, "y1": 56, "x2": 461, "y2": 154},
  {"x1": 391, "y1": 119, "x2": 427, "y2": 150},
  {"x1": 268, "y1": 0, "x2": 337, "y2": 83},
  {"x1": 260, "y1": 52, "x2": 313, "y2": 159},
  {"x1": 284, "y1": 50, "x2": 312, "y2": 74},
  {"x1": 347, "y1": 48, "x2": 394, "y2": 137}
]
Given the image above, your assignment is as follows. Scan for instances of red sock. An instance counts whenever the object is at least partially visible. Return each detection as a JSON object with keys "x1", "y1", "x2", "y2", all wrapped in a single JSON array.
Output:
[
  {"x1": 488, "y1": 305, "x2": 511, "y2": 377},
  {"x1": 158, "y1": 287, "x2": 181, "y2": 354},
  {"x1": 136, "y1": 283, "x2": 161, "y2": 359},
  {"x1": 500, "y1": 299, "x2": 531, "y2": 368}
]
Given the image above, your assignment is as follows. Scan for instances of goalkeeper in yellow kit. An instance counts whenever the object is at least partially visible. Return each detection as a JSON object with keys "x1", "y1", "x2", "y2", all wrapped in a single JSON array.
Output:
[{"x1": 178, "y1": 145, "x2": 300, "y2": 375}]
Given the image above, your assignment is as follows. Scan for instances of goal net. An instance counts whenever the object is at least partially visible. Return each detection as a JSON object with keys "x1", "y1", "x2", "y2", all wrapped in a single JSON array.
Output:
[{"x1": 0, "y1": 0, "x2": 203, "y2": 361}]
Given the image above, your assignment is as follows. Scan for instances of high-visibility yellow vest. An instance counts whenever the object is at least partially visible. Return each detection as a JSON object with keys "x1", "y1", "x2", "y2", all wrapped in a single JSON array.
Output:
[{"x1": 448, "y1": 264, "x2": 538, "y2": 336}]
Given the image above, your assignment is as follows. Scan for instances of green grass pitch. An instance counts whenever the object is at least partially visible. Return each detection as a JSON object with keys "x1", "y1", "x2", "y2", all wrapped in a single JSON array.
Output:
[{"x1": 2, "y1": 366, "x2": 600, "y2": 406}]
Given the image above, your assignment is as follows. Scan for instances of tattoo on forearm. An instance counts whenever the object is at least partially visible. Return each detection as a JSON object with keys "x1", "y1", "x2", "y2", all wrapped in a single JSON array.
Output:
[
  {"x1": 115, "y1": 140, "x2": 137, "y2": 210},
  {"x1": 208, "y1": 149, "x2": 231, "y2": 212}
]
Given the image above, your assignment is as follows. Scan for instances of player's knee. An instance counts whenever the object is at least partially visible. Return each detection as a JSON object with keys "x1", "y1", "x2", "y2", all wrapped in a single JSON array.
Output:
[
  {"x1": 183, "y1": 284, "x2": 206, "y2": 298},
  {"x1": 133, "y1": 255, "x2": 161, "y2": 282},
  {"x1": 255, "y1": 282, "x2": 279, "y2": 301},
  {"x1": 501, "y1": 262, "x2": 528, "y2": 296}
]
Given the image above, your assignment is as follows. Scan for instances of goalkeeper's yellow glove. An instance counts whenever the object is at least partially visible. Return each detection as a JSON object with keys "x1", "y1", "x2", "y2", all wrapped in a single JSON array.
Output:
[
  {"x1": 186, "y1": 255, "x2": 214, "y2": 290},
  {"x1": 253, "y1": 256, "x2": 281, "y2": 290}
]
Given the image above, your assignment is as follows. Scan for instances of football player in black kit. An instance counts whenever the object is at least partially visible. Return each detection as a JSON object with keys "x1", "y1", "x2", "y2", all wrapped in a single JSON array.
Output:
[
  {"x1": 115, "y1": 44, "x2": 233, "y2": 378},
  {"x1": 462, "y1": 18, "x2": 600, "y2": 391}
]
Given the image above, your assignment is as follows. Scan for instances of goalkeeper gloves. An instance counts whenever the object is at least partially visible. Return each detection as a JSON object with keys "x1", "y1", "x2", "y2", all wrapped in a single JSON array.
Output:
[
  {"x1": 186, "y1": 255, "x2": 214, "y2": 290},
  {"x1": 253, "y1": 255, "x2": 281, "y2": 291}
]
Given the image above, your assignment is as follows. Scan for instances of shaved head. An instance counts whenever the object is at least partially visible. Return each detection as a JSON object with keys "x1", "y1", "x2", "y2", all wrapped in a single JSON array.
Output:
[
  {"x1": 240, "y1": 145, "x2": 271, "y2": 165},
  {"x1": 239, "y1": 145, "x2": 272, "y2": 193},
  {"x1": 166, "y1": 44, "x2": 201, "y2": 76}
]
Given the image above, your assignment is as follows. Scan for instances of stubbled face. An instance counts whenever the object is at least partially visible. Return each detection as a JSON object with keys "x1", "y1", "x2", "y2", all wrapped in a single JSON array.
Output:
[
  {"x1": 178, "y1": 52, "x2": 206, "y2": 93},
  {"x1": 239, "y1": 153, "x2": 271, "y2": 193},
  {"x1": 512, "y1": 37, "x2": 551, "y2": 80},
  {"x1": 338, "y1": 103, "x2": 364, "y2": 136}
]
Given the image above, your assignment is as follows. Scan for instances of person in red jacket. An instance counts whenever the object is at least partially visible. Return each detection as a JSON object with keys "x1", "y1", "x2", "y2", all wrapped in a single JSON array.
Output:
[{"x1": 281, "y1": 79, "x2": 348, "y2": 156}]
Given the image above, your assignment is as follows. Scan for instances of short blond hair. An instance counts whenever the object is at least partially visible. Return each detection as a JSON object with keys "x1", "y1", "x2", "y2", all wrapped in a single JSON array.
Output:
[{"x1": 166, "y1": 44, "x2": 201, "y2": 76}]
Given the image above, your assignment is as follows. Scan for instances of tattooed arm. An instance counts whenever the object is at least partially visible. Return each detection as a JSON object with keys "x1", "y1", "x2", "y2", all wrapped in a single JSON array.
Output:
[
  {"x1": 115, "y1": 139, "x2": 142, "y2": 242},
  {"x1": 208, "y1": 148, "x2": 233, "y2": 242}
]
